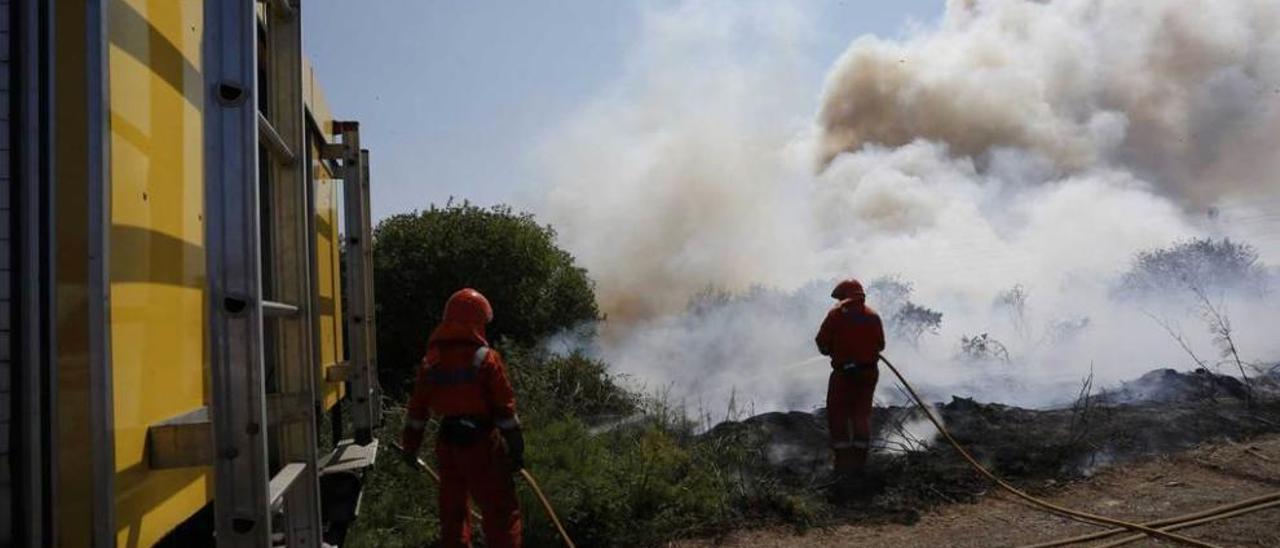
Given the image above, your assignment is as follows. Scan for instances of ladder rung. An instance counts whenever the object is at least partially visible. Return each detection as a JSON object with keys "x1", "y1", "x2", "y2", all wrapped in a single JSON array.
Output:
[
  {"x1": 146, "y1": 394, "x2": 312, "y2": 470},
  {"x1": 332, "y1": 120, "x2": 360, "y2": 133},
  {"x1": 262, "y1": 300, "x2": 300, "y2": 317},
  {"x1": 147, "y1": 407, "x2": 214, "y2": 470},
  {"x1": 318, "y1": 143, "x2": 346, "y2": 161},
  {"x1": 324, "y1": 361, "x2": 355, "y2": 383},
  {"x1": 257, "y1": 111, "x2": 296, "y2": 165},
  {"x1": 319, "y1": 439, "x2": 379, "y2": 475},
  {"x1": 268, "y1": 462, "x2": 308, "y2": 512}
]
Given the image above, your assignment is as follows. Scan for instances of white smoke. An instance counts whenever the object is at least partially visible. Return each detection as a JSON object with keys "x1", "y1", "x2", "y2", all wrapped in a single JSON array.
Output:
[{"x1": 534, "y1": 0, "x2": 1280, "y2": 415}]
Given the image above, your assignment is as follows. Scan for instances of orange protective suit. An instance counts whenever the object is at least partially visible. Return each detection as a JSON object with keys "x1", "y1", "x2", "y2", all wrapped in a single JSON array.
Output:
[
  {"x1": 816, "y1": 282, "x2": 885, "y2": 479},
  {"x1": 401, "y1": 289, "x2": 523, "y2": 548}
]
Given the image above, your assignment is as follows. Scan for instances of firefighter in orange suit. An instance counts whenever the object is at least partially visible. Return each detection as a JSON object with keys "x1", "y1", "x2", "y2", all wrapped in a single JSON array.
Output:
[
  {"x1": 400, "y1": 288, "x2": 524, "y2": 547},
  {"x1": 815, "y1": 279, "x2": 885, "y2": 487}
]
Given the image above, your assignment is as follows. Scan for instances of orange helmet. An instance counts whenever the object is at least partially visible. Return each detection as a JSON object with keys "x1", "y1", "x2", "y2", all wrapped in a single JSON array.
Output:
[
  {"x1": 442, "y1": 288, "x2": 493, "y2": 326},
  {"x1": 831, "y1": 279, "x2": 866, "y2": 300}
]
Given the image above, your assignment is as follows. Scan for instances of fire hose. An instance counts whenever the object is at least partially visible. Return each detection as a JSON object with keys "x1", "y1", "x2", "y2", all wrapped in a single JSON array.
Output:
[
  {"x1": 391, "y1": 442, "x2": 576, "y2": 548},
  {"x1": 1021, "y1": 486, "x2": 1280, "y2": 547},
  {"x1": 879, "y1": 355, "x2": 1219, "y2": 548},
  {"x1": 518, "y1": 468, "x2": 575, "y2": 548}
]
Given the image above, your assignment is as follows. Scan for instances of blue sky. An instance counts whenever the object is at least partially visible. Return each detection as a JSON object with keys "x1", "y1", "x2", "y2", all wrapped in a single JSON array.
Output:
[{"x1": 304, "y1": 1, "x2": 945, "y2": 221}]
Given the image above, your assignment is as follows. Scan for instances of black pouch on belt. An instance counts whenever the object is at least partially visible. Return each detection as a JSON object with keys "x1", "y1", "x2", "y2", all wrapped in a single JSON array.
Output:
[{"x1": 438, "y1": 416, "x2": 490, "y2": 446}]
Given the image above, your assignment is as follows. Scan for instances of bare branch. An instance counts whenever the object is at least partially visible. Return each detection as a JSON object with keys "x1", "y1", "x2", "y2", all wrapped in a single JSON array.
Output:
[
  {"x1": 1142, "y1": 309, "x2": 1211, "y2": 371},
  {"x1": 1067, "y1": 365, "x2": 1096, "y2": 447},
  {"x1": 1188, "y1": 283, "x2": 1256, "y2": 408}
]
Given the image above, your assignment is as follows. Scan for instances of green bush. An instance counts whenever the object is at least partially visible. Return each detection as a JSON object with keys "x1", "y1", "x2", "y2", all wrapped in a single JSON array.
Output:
[
  {"x1": 354, "y1": 203, "x2": 828, "y2": 546},
  {"x1": 1118, "y1": 237, "x2": 1267, "y2": 297},
  {"x1": 372, "y1": 202, "x2": 600, "y2": 396},
  {"x1": 519, "y1": 418, "x2": 730, "y2": 546},
  {"x1": 504, "y1": 347, "x2": 641, "y2": 423},
  {"x1": 346, "y1": 345, "x2": 827, "y2": 547}
]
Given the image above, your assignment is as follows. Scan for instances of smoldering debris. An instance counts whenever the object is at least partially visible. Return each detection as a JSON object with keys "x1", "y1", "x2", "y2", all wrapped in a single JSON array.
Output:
[
  {"x1": 703, "y1": 367, "x2": 1280, "y2": 511},
  {"x1": 1100, "y1": 368, "x2": 1254, "y2": 405}
]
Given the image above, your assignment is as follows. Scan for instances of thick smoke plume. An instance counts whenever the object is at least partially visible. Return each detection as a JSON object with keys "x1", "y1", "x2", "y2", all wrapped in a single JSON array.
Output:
[
  {"x1": 816, "y1": 0, "x2": 1280, "y2": 206},
  {"x1": 535, "y1": 0, "x2": 1280, "y2": 415}
]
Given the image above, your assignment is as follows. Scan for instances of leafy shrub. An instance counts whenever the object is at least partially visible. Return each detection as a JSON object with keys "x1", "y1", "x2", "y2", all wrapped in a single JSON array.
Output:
[
  {"x1": 520, "y1": 419, "x2": 735, "y2": 546},
  {"x1": 894, "y1": 302, "x2": 943, "y2": 346},
  {"x1": 994, "y1": 284, "x2": 1030, "y2": 340},
  {"x1": 372, "y1": 202, "x2": 600, "y2": 396},
  {"x1": 686, "y1": 285, "x2": 736, "y2": 317},
  {"x1": 959, "y1": 333, "x2": 1011, "y2": 363},
  {"x1": 1117, "y1": 238, "x2": 1267, "y2": 298},
  {"x1": 503, "y1": 346, "x2": 641, "y2": 423},
  {"x1": 867, "y1": 276, "x2": 913, "y2": 313},
  {"x1": 868, "y1": 276, "x2": 944, "y2": 347}
]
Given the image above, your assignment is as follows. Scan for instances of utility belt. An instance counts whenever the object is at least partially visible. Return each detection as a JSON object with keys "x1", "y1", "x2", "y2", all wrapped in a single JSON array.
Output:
[
  {"x1": 833, "y1": 361, "x2": 878, "y2": 375},
  {"x1": 437, "y1": 415, "x2": 495, "y2": 446}
]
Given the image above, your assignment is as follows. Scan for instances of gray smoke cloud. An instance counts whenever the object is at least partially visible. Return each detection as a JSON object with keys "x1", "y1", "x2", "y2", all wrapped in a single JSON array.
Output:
[
  {"x1": 816, "y1": 0, "x2": 1280, "y2": 206},
  {"x1": 534, "y1": 0, "x2": 1280, "y2": 415}
]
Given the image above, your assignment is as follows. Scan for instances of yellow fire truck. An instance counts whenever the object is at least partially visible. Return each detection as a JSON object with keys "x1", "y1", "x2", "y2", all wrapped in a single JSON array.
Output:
[{"x1": 4, "y1": 1, "x2": 382, "y2": 546}]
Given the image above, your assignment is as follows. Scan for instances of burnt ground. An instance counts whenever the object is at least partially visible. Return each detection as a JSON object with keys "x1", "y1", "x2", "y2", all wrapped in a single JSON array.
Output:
[
  {"x1": 691, "y1": 367, "x2": 1280, "y2": 546},
  {"x1": 677, "y1": 434, "x2": 1280, "y2": 547}
]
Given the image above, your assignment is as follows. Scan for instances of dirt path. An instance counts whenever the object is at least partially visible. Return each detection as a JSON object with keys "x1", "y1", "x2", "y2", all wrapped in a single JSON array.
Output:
[{"x1": 677, "y1": 435, "x2": 1280, "y2": 547}]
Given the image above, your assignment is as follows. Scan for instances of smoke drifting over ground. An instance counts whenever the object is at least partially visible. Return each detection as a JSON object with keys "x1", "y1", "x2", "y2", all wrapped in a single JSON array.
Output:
[{"x1": 536, "y1": 0, "x2": 1280, "y2": 414}]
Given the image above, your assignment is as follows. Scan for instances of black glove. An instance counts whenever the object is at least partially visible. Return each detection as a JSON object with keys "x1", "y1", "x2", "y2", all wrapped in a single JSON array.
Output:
[{"x1": 500, "y1": 427, "x2": 525, "y2": 473}]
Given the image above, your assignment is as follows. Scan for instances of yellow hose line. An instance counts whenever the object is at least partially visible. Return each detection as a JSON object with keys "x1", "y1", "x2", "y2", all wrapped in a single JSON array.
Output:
[
  {"x1": 391, "y1": 443, "x2": 485, "y2": 523},
  {"x1": 1094, "y1": 498, "x2": 1280, "y2": 548},
  {"x1": 1023, "y1": 491, "x2": 1280, "y2": 548},
  {"x1": 878, "y1": 356, "x2": 1219, "y2": 548},
  {"x1": 520, "y1": 469, "x2": 577, "y2": 548},
  {"x1": 392, "y1": 442, "x2": 575, "y2": 547}
]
